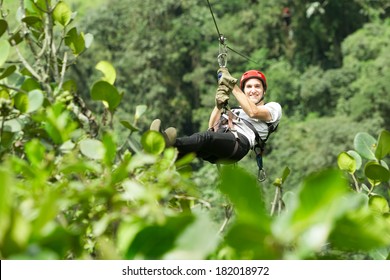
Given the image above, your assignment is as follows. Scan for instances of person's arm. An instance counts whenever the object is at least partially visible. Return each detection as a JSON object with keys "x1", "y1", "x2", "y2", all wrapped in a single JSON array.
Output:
[
  {"x1": 208, "y1": 106, "x2": 222, "y2": 130},
  {"x1": 231, "y1": 85, "x2": 272, "y2": 121}
]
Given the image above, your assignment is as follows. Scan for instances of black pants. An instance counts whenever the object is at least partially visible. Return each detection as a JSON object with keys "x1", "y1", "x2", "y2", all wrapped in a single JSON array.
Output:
[{"x1": 174, "y1": 129, "x2": 250, "y2": 164}]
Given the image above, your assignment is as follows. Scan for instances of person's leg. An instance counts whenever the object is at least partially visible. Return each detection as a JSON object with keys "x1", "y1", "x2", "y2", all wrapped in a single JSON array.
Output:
[
  {"x1": 149, "y1": 119, "x2": 250, "y2": 163},
  {"x1": 174, "y1": 130, "x2": 250, "y2": 163}
]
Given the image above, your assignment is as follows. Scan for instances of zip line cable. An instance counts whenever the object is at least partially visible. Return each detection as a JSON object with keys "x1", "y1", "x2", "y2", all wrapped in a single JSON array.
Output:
[
  {"x1": 205, "y1": 0, "x2": 223, "y2": 43},
  {"x1": 227, "y1": 45, "x2": 260, "y2": 66},
  {"x1": 205, "y1": 0, "x2": 260, "y2": 66}
]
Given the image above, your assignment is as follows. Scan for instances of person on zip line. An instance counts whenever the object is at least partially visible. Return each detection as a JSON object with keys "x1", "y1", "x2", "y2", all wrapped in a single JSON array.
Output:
[{"x1": 150, "y1": 67, "x2": 282, "y2": 165}]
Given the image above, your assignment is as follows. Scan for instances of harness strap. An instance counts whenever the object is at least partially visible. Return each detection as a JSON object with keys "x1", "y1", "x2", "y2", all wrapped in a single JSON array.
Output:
[
  {"x1": 227, "y1": 138, "x2": 239, "y2": 159},
  {"x1": 218, "y1": 106, "x2": 278, "y2": 181},
  {"x1": 223, "y1": 105, "x2": 239, "y2": 139},
  {"x1": 227, "y1": 110, "x2": 234, "y2": 130},
  {"x1": 240, "y1": 117, "x2": 278, "y2": 182}
]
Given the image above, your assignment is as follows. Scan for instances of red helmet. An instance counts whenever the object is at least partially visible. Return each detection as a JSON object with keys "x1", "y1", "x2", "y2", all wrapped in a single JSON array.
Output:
[{"x1": 240, "y1": 70, "x2": 267, "y2": 91}]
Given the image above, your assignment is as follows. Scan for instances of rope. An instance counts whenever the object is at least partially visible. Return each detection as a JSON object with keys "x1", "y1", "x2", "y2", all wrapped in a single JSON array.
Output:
[
  {"x1": 205, "y1": 0, "x2": 260, "y2": 66},
  {"x1": 227, "y1": 45, "x2": 260, "y2": 65},
  {"x1": 205, "y1": 0, "x2": 223, "y2": 42}
]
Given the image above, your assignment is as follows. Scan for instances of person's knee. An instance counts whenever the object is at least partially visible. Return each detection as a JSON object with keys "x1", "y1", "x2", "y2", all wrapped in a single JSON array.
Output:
[{"x1": 196, "y1": 131, "x2": 213, "y2": 143}]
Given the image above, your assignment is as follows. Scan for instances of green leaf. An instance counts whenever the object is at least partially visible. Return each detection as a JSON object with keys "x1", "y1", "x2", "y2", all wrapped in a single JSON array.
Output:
[
  {"x1": 13, "y1": 92, "x2": 28, "y2": 113},
  {"x1": 0, "y1": 65, "x2": 17, "y2": 80},
  {"x1": 59, "y1": 140, "x2": 75, "y2": 154},
  {"x1": 375, "y1": 130, "x2": 390, "y2": 161},
  {"x1": 25, "y1": 139, "x2": 46, "y2": 167},
  {"x1": 127, "y1": 153, "x2": 156, "y2": 172},
  {"x1": 126, "y1": 215, "x2": 194, "y2": 259},
  {"x1": 163, "y1": 210, "x2": 219, "y2": 260},
  {"x1": 0, "y1": 39, "x2": 10, "y2": 67},
  {"x1": 64, "y1": 27, "x2": 85, "y2": 55},
  {"x1": 0, "y1": 131, "x2": 14, "y2": 148},
  {"x1": 0, "y1": 168, "x2": 13, "y2": 244},
  {"x1": 120, "y1": 120, "x2": 139, "y2": 132},
  {"x1": 116, "y1": 219, "x2": 142, "y2": 255},
  {"x1": 337, "y1": 152, "x2": 356, "y2": 173},
  {"x1": 0, "y1": 19, "x2": 7, "y2": 38},
  {"x1": 25, "y1": 0, "x2": 46, "y2": 14},
  {"x1": 227, "y1": 221, "x2": 281, "y2": 259},
  {"x1": 329, "y1": 207, "x2": 390, "y2": 251},
  {"x1": 273, "y1": 169, "x2": 353, "y2": 249},
  {"x1": 3, "y1": 119, "x2": 22, "y2": 133},
  {"x1": 121, "y1": 180, "x2": 145, "y2": 201},
  {"x1": 141, "y1": 130, "x2": 165, "y2": 155},
  {"x1": 295, "y1": 169, "x2": 349, "y2": 216},
  {"x1": 0, "y1": 89, "x2": 9, "y2": 99},
  {"x1": 354, "y1": 132, "x2": 377, "y2": 160},
  {"x1": 79, "y1": 139, "x2": 105, "y2": 160},
  {"x1": 369, "y1": 195, "x2": 390, "y2": 215},
  {"x1": 135, "y1": 105, "x2": 147, "y2": 121},
  {"x1": 22, "y1": 78, "x2": 41, "y2": 92},
  {"x1": 111, "y1": 154, "x2": 132, "y2": 186},
  {"x1": 27, "y1": 89, "x2": 44, "y2": 113},
  {"x1": 96, "y1": 61, "x2": 116, "y2": 85},
  {"x1": 281, "y1": 166, "x2": 291, "y2": 182},
  {"x1": 102, "y1": 133, "x2": 116, "y2": 166},
  {"x1": 347, "y1": 150, "x2": 362, "y2": 170},
  {"x1": 13, "y1": 88, "x2": 44, "y2": 114},
  {"x1": 90, "y1": 80, "x2": 122, "y2": 112},
  {"x1": 219, "y1": 165, "x2": 270, "y2": 227},
  {"x1": 21, "y1": 16, "x2": 41, "y2": 26},
  {"x1": 62, "y1": 80, "x2": 77, "y2": 93},
  {"x1": 84, "y1": 33, "x2": 94, "y2": 49},
  {"x1": 33, "y1": 190, "x2": 60, "y2": 236},
  {"x1": 93, "y1": 215, "x2": 111, "y2": 237},
  {"x1": 43, "y1": 104, "x2": 78, "y2": 144},
  {"x1": 8, "y1": 29, "x2": 23, "y2": 46},
  {"x1": 60, "y1": 160, "x2": 102, "y2": 175},
  {"x1": 53, "y1": 1, "x2": 72, "y2": 26},
  {"x1": 364, "y1": 161, "x2": 390, "y2": 183}
]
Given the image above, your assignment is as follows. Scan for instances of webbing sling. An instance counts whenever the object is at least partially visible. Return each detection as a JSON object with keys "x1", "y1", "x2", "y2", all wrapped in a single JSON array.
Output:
[{"x1": 240, "y1": 118, "x2": 278, "y2": 181}]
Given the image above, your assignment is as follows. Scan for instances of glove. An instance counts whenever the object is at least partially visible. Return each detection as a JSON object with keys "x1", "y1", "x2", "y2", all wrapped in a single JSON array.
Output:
[
  {"x1": 217, "y1": 67, "x2": 237, "y2": 90},
  {"x1": 215, "y1": 85, "x2": 230, "y2": 110}
]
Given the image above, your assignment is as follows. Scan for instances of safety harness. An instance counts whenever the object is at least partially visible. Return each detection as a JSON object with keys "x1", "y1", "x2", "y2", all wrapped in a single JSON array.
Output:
[
  {"x1": 241, "y1": 117, "x2": 278, "y2": 181},
  {"x1": 219, "y1": 107, "x2": 278, "y2": 181}
]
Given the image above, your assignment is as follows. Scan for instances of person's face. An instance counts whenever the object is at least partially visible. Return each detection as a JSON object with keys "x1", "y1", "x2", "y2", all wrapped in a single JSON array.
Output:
[{"x1": 244, "y1": 78, "x2": 265, "y2": 104}]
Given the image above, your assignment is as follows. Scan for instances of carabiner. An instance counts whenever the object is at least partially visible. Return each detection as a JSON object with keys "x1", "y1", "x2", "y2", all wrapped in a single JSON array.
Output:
[
  {"x1": 218, "y1": 35, "x2": 228, "y2": 68},
  {"x1": 258, "y1": 168, "x2": 266, "y2": 182}
]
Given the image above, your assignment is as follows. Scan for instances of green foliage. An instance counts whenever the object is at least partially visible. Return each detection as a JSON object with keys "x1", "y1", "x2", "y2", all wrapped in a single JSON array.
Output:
[
  {"x1": 264, "y1": 115, "x2": 381, "y2": 191},
  {"x1": 216, "y1": 164, "x2": 390, "y2": 259},
  {"x1": 339, "y1": 20, "x2": 390, "y2": 126},
  {"x1": 0, "y1": 0, "x2": 202, "y2": 260},
  {"x1": 90, "y1": 80, "x2": 122, "y2": 112},
  {"x1": 0, "y1": 39, "x2": 10, "y2": 66},
  {"x1": 338, "y1": 130, "x2": 390, "y2": 195},
  {"x1": 1, "y1": 0, "x2": 390, "y2": 261}
]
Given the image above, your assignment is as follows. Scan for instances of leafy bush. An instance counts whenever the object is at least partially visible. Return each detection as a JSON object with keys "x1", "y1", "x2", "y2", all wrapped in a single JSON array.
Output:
[{"x1": 1, "y1": 1, "x2": 389, "y2": 260}]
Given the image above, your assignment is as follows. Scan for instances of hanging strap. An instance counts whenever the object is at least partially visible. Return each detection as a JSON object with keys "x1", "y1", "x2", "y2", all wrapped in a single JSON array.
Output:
[{"x1": 240, "y1": 118, "x2": 278, "y2": 182}]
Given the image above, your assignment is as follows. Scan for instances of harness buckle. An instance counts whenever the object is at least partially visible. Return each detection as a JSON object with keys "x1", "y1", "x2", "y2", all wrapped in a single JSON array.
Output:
[{"x1": 218, "y1": 53, "x2": 227, "y2": 68}]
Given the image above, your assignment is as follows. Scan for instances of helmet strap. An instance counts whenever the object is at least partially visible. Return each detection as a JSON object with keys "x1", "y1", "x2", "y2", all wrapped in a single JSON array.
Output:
[{"x1": 255, "y1": 92, "x2": 265, "y2": 105}]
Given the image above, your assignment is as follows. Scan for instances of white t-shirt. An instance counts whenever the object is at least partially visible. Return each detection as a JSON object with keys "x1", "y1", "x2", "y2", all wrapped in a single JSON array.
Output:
[{"x1": 222, "y1": 102, "x2": 282, "y2": 148}]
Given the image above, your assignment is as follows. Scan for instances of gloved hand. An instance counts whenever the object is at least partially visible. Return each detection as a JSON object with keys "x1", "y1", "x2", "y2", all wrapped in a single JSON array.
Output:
[
  {"x1": 217, "y1": 67, "x2": 237, "y2": 90},
  {"x1": 215, "y1": 85, "x2": 230, "y2": 110}
]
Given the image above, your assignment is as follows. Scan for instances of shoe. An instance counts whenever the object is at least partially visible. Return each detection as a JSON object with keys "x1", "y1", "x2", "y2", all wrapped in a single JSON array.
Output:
[
  {"x1": 150, "y1": 119, "x2": 161, "y2": 131},
  {"x1": 163, "y1": 127, "x2": 177, "y2": 147}
]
